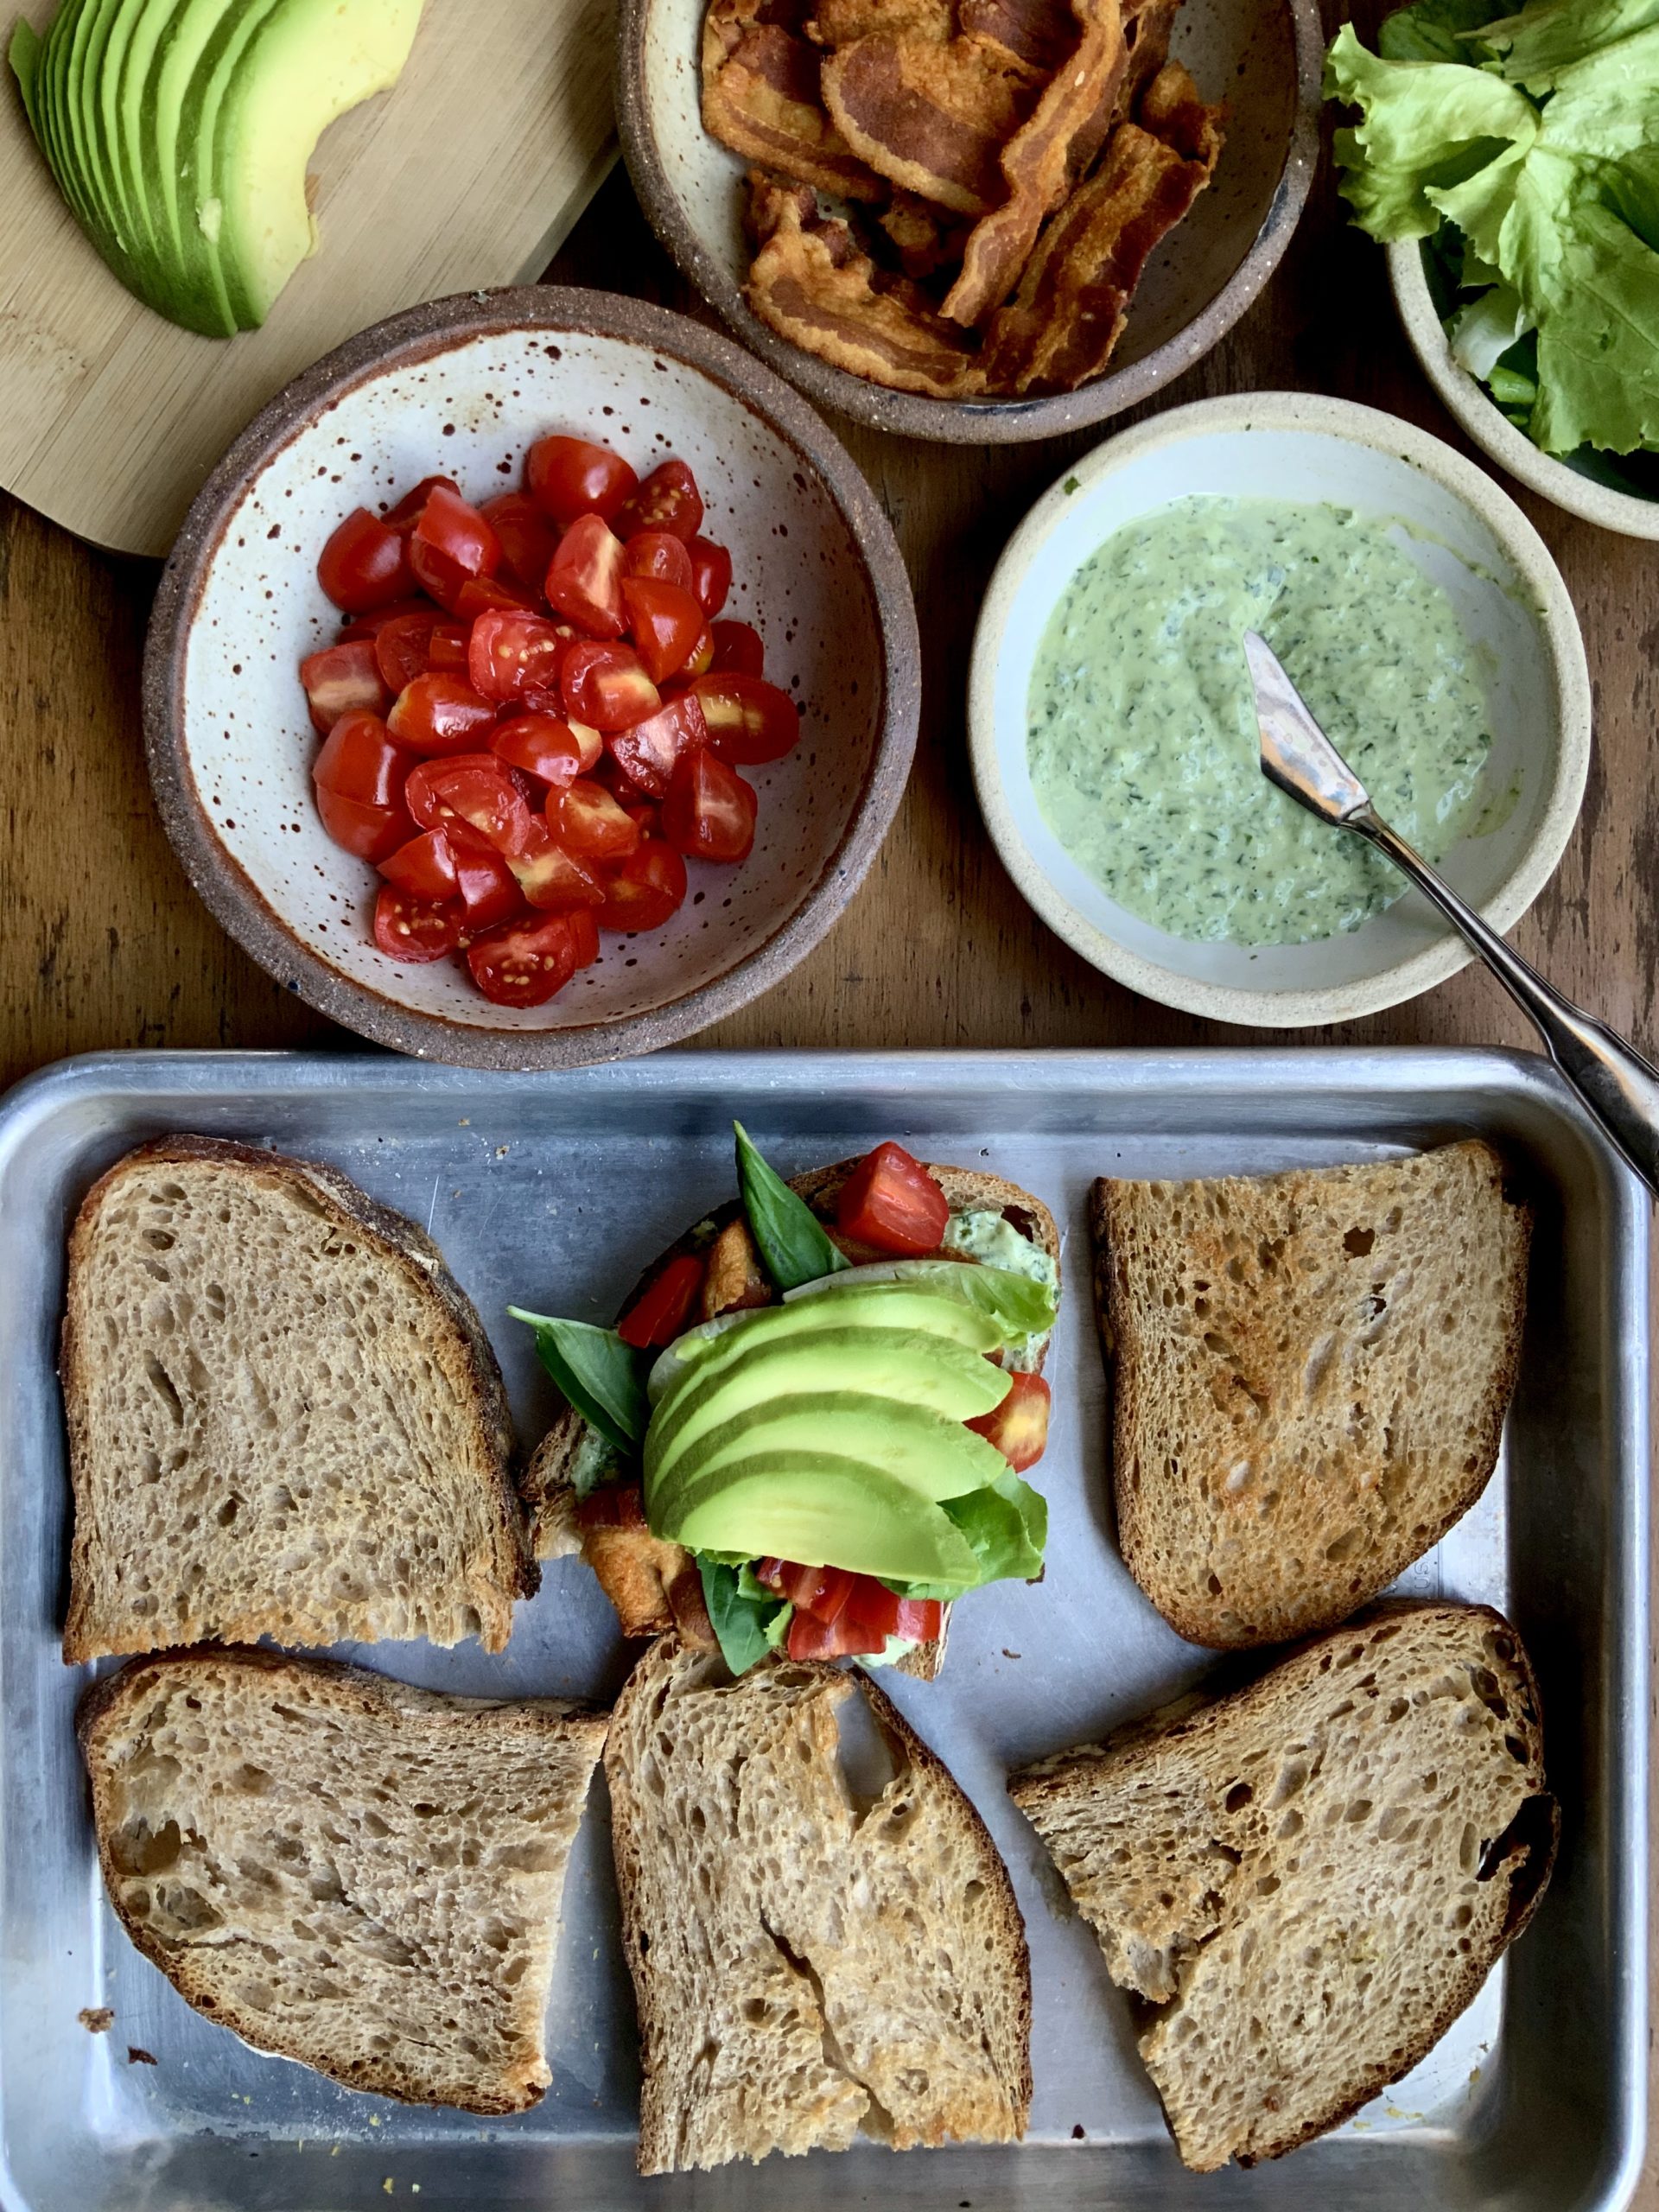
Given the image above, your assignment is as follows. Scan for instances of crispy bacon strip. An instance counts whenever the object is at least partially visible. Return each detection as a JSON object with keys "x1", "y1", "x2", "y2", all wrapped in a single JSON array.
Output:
[
  {"x1": 702, "y1": 0, "x2": 887, "y2": 200},
  {"x1": 1065, "y1": 0, "x2": 1179, "y2": 188},
  {"x1": 957, "y1": 0, "x2": 1077, "y2": 70},
  {"x1": 878, "y1": 189, "x2": 972, "y2": 279},
  {"x1": 979, "y1": 60, "x2": 1223, "y2": 392},
  {"x1": 818, "y1": 25, "x2": 1042, "y2": 216}
]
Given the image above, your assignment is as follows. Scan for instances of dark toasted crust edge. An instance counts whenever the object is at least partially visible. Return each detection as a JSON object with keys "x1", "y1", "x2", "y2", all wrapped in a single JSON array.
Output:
[
  {"x1": 77, "y1": 1646, "x2": 607, "y2": 2116},
  {"x1": 61, "y1": 1137, "x2": 534, "y2": 1667},
  {"x1": 1088, "y1": 1144, "x2": 1532, "y2": 1649}
]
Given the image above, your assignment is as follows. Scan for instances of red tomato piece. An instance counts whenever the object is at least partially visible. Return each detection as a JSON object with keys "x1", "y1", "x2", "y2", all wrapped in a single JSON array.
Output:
[
  {"x1": 492, "y1": 713, "x2": 586, "y2": 788},
  {"x1": 836, "y1": 1141, "x2": 950, "y2": 1255},
  {"x1": 575, "y1": 1479, "x2": 650, "y2": 1531},
  {"x1": 372, "y1": 885, "x2": 465, "y2": 963},
  {"x1": 688, "y1": 537, "x2": 733, "y2": 617},
  {"x1": 661, "y1": 747, "x2": 756, "y2": 864},
  {"x1": 404, "y1": 754, "x2": 535, "y2": 858},
  {"x1": 595, "y1": 838, "x2": 687, "y2": 932},
  {"x1": 505, "y1": 821, "x2": 607, "y2": 911},
  {"x1": 553, "y1": 778, "x2": 641, "y2": 863},
  {"x1": 545, "y1": 514, "x2": 627, "y2": 638},
  {"x1": 617, "y1": 1253, "x2": 705, "y2": 1349},
  {"x1": 893, "y1": 1596, "x2": 944, "y2": 1641},
  {"x1": 454, "y1": 574, "x2": 540, "y2": 620},
  {"x1": 382, "y1": 474, "x2": 459, "y2": 531},
  {"x1": 693, "y1": 672, "x2": 800, "y2": 765},
  {"x1": 786, "y1": 1607, "x2": 885, "y2": 1662},
  {"x1": 312, "y1": 709, "x2": 411, "y2": 808},
  {"x1": 467, "y1": 912, "x2": 582, "y2": 1007},
  {"x1": 451, "y1": 840, "x2": 524, "y2": 931},
  {"x1": 378, "y1": 827, "x2": 460, "y2": 899},
  {"x1": 613, "y1": 459, "x2": 703, "y2": 543},
  {"x1": 683, "y1": 625, "x2": 715, "y2": 678},
  {"x1": 563, "y1": 641, "x2": 661, "y2": 734},
  {"x1": 468, "y1": 609, "x2": 571, "y2": 707},
  {"x1": 607, "y1": 690, "x2": 706, "y2": 797},
  {"x1": 317, "y1": 507, "x2": 414, "y2": 614},
  {"x1": 480, "y1": 491, "x2": 556, "y2": 595},
  {"x1": 315, "y1": 787, "x2": 415, "y2": 863},
  {"x1": 569, "y1": 719, "x2": 604, "y2": 772},
  {"x1": 839, "y1": 1574, "x2": 899, "y2": 1639},
  {"x1": 710, "y1": 619, "x2": 765, "y2": 677},
  {"x1": 568, "y1": 906, "x2": 601, "y2": 967},
  {"x1": 525, "y1": 435, "x2": 638, "y2": 527},
  {"x1": 334, "y1": 595, "x2": 435, "y2": 645},
  {"x1": 373, "y1": 612, "x2": 443, "y2": 693},
  {"x1": 410, "y1": 486, "x2": 502, "y2": 609},
  {"x1": 623, "y1": 531, "x2": 695, "y2": 593},
  {"x1": 620, "y1": 576, "x2": 705, "y2": 684},
  {"x1": 387, "y1": 671, "x2": 498, "y2": 757},
  {"x1": 427, "y1": 622, "x2": 470, "y2": 672},
  {"x1": 300, "y1": 640, "x2": 391, "y2": 734},
  {"x1": 966, "y1": 1370, "x2": 1051, "y2": 1472}
]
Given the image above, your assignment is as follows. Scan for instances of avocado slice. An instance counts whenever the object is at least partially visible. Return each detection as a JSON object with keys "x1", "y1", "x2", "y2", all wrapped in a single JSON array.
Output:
[
  {"x1": 660, "y1": 1455, "x2": 982, "y2": 1586},
  {"x1": 69, "y1": 0, "x2": 140, "y2": 270},
  {"x1": 112, "y1": 0, "x2": 194, "y2": 301},
  {"x1": 647, "y1": 1325, "x2": 1010, "y2": 1489}
]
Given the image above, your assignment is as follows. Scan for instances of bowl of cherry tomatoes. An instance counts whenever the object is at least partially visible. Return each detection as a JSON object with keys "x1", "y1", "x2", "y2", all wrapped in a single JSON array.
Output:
[{"x1": 143, "y1": 287, "x2": 920, "y2": 1066}]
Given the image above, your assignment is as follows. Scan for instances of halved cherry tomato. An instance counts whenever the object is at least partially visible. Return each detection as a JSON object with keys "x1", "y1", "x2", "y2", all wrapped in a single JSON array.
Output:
[
  {"x1": 526, "y1": 435, "x2": 638, "y2": 527},
  {"x1": 618, "y1": 1253, "x2": 705, "y2": 1348},
  {"x1": 410, "y1": 486, "x2": 501, "y2": 609},
  {"x1": 596, "y1": 838, "x2": 687, "y2": 932},
  {"x1": 315, "y1": 787, "x2": 415, "y2": 863},
  {"x1": 966, "y1": 1370, "x2": 1051, "y2": 1472},
  {"x1": 492, "y1": 713, "x2": 586, "y2": 787},
  {"x1": 620, "y1": 576, "x2": 705, "y2": 684},
  {"x1": 563, "y1": 641, "x2": 660, "y2": 733},
  {"x1": 613, "y1": 459, "x2": 703, "y2": 543},
  {"x1": 693, "y1": 672, "x2": 800, "y2": 764},
  {"x1": 553, "y1": 778, "x2": 641, "y2": 862},
  {"x1": 480, "y1": 491, "x2": 556, "y2": 594},
  {"x1": 468, "y1": 609, "x2": 571, "y2": 707},
  {"x1": 378, "y1": 827, "x2": 459, "y2": 899},
  {"x1": 624, "y1": 531, "x2": 695, "y2": 593},
  {"x1": 688, "y1": 537, "x2": 732, "y2": 617},
  {"x1": 404, "y1": 754, "x2": 533, "y2": 857},
  {"x1": 334, "y1": 595, "x2": 435, "y2": 644},
  {"x1": 683, "y1": 625, "x2": 715, "y2": 678},
  {"x1": 452, "y1": 841, "x2": 524, "y2": 931},
  {"x1": 454, "y1": 574, "x2": 540, "y2": 620},
  {"x1": 756, "y1": 1560, "x2": 855, "y2": 1620},
  {"x1": 569, "y1": 906, "x2": 601, "y2": 967},
  {"x1": 373, "y1": 611, "x2": 443, "y2": 693},
  {"x1": 787, "y1": 1607, "x2": 886, "y2": 1661},
  {"x1": 467, "y1": 912, "x2": 582, "y2": 1006},
  {"x1": 545, "y1": 514, "x2": 626, "y2": 638},
  {"x1": 607, "y1": 690, "x2": 706, "y2": 797},
  {"x1": 383, "y1": 474, "x2": 459, "y2": 531},
  {"x1": 836, "y1": 1142, "x2": 950, "y2": 1255},
  {"x1": 662, "y1": 748, "x2": 756, "y2": 864},
  {"x1": 711, "y1": 619, "x2": 765, "y2": 677},
  {"x1": 372, "y1": 885, "x2": 465, "y2": 963},
  {"x1": 428, "y1": 623, "x2": 470, "y2": 672},
  {"x1": 505, "y1": 821, "x2": 607, "y2": 911},
  {"x1": 317, "y1": 508, "x2": 415, "y2": 614},
  {"x1": 300, "y1": 640, "x2": 391, "y2": 734},
  {"x1": 387, "y1": 672, "x2": 499, "y2": 757},
  {"x1": 312, "y1": 709, "x2": 411, "y2": 809}
]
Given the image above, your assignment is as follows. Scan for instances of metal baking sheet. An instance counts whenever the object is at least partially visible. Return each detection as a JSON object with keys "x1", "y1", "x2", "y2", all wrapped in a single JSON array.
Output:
[{"x1": 0, "y1": 1046, "x2": 1644, "y2": 2212}]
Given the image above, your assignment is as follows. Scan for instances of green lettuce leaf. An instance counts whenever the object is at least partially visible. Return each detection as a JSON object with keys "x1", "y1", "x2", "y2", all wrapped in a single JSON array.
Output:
[
  {"x1": 699, "y1": 1558, "x2": 789, "y2": 1675},
  {"x1": 507, "y1": 1308, "x2": 647, "y2": 1452},
  {"x1": 1479, "y1": 0, "x2": 1659, "y2": 87},
  {"x1": 1449, "y1": 279, "x2": 1535, "y2": 372},
  {"x1": 734, "y1": 1122, "x2": 849, "y2": 1292},
  {"x1": 893, "y1": 1468, "x2": 1047, "y2": 1598},
  {"x1": 1379, "y1": 0, "x2": 1509, "y2": 61}
]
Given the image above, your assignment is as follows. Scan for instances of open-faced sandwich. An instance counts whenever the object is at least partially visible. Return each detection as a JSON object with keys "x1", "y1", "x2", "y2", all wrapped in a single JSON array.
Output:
[{"x1": 512, "y1": 1124, "x2": 1059, "y2": 1677}]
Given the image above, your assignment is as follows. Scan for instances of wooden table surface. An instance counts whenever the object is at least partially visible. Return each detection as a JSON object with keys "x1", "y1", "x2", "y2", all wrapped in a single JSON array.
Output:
[{"x1": 0, "y1": 0, "x2": 1652, "y2": 2193}]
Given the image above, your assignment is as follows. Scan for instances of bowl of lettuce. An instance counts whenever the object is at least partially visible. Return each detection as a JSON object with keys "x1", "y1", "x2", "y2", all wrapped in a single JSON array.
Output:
[{"x1": 1327, "y1": 0, "x2": 1659, "y2": 538}]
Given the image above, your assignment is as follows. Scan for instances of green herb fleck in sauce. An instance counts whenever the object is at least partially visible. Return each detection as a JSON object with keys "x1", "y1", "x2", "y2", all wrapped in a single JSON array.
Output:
[{"x1": 1027, "y1": 497, "x2": 1494, "y2": 944}]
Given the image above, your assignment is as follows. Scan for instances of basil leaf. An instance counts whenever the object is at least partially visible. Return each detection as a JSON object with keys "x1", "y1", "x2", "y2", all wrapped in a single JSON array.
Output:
[
  {"x1": 508, "y1": 1307, "x2": 646, "y2": 1452},
  {"x1": 892, "y1": 1469, "x2": 1048, "y2": 1599},
  {"x1": 699, "y1": 1557, "x2": 788, "y2": 1675},
  {"x1": 734, "y1": 1122, "x2": 849, "y2": 1292}
]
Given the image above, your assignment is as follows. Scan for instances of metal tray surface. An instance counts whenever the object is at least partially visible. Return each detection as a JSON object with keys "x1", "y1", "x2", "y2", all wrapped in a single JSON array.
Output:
[{"x1": 0, "y1": 1047, "x2": 1643, "y2": 2212}]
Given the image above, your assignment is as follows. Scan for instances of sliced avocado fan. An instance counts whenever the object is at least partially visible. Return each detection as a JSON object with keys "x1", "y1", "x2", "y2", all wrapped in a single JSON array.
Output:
[{"x1": 666, "y1": 1455, "x2": 983, "y2": 1587}]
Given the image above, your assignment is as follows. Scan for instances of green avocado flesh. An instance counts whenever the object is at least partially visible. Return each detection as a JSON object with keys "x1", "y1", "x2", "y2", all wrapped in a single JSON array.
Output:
[
  {"x1": 12, "y1": 0, "x2": 423, "y2": 338},
  {"x1": 663, "y1": 1456, "x2": 982, "y2": 1585},
  {"x1": 654, "y1": 1393, "x2": 1009, "y2": 1517}
]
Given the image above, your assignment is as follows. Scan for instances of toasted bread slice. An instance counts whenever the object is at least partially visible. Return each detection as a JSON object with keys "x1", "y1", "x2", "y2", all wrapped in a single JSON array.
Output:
[
  {"x1": 524, "y1": 1157, "x2": 1060, "y2": 1679},
  {"x1": 1092, "y1": 1141, "x2": 1530, "y2": 1649},
  {"x1": 607, "y1": 1638, "x2": 1032, "y2": 2171},
  {"x1": 1011, "y1": 1601, "x2": 1556, "y2": 2170},
  {"x1": 61, "y1": 1137, "x2": 534, "y2": 1664},
  {"x1": 79, "y1": 1648, "x2": 608, "y2": 2113}
]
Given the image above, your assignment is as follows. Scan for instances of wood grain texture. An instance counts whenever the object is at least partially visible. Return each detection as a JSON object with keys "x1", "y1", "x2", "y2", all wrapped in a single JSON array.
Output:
[
  {"x1": 0, "y1": 0, "x2": 616, "y2": 555},
  {"x1": 0, "y1": 16, "x2": 1656, "y2": 2186}
]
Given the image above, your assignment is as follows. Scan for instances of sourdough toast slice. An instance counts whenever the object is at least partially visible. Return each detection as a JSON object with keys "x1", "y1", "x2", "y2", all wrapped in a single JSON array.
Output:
[
  {"x1": 79, "y1": 1647, "x2": 607, "y2": 2113},
  {"x1": 1010, "y1": 1601, "x2": 1556, "y2": 2170},
  {"x1": 61, "y1": 1138, "x2": 534, "y2": 1663},
  {"x1": 607, "y1": 1637, "x2": 1032, "y2": 2171},
  {"x1": 523, "y1": 1157, "x2": 1060, "y2": 1677},
  {"x1": 1092, "y1": 1141, "x2": 1529, "y2": 1648}
]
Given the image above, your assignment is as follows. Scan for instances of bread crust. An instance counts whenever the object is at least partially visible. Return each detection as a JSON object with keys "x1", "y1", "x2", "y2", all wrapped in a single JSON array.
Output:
[{"x1": 61, "y1": 1137, "x2": 535, "y2": 1664}]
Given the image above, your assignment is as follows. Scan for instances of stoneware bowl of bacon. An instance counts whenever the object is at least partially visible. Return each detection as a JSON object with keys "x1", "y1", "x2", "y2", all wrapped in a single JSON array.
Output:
[
  {"x1": 143, "y1": 287, "x2": 920, "y2": 1070},
  {"x1": 616, "y1": 0, "x2": 1323, "y2": 441}
]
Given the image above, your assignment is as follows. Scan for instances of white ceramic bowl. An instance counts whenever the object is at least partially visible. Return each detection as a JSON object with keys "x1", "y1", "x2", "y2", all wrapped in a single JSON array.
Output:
[
  {"x1": 1391, "y1": 240, "x2": 1659, "y2": 543},
  {"x1": 969, "y1": 392, "x2": 1593, "y2": 1028}
]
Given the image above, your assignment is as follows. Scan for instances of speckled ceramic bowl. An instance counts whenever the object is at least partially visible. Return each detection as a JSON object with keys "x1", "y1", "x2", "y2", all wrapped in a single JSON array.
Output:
[
  {"x1": 969, "y1": 393, "x2": 1593, "y2": 1027},
  {"x1": 144, "y1": 288, "x2": 920, "y2": 1070},
  {"x1": 617, "y1": 0, "x2": 1323, "y2": 443}
]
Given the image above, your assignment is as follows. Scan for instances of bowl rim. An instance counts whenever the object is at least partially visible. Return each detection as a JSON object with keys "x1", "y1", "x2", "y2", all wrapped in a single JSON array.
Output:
[
  {"x1": 967, "y1": 389, "x2": 1594, "y2": 1028},
  {"x1": 614, "y1": 0, "x2": 1326, "y2": 446},
  {"x1": 1389, "y1": 238, "x2": 1659, "y2": 543},
  {"x1": 143, "y1": 284, "x2": 922, "y2": 1071}
]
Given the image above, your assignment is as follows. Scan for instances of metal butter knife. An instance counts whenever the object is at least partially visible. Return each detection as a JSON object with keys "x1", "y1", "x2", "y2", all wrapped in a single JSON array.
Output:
[{"x1": 1243, "y1": 629, "x2": 1659, "y2": 1198}]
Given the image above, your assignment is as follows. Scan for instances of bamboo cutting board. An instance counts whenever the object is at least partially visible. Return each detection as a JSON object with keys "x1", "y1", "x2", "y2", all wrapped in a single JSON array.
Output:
[{"x1": 0, "y1": 0, "x2": 617, "y2": 556}]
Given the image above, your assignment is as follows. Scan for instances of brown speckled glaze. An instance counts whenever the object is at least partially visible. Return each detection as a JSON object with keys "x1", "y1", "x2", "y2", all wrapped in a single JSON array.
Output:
[
  {"x1": 143, "y1": 289, "x2": 920, "y2": 1071},
  {"x1": 617, "y1": 0, "x2": 1324, "y2": 443}
]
